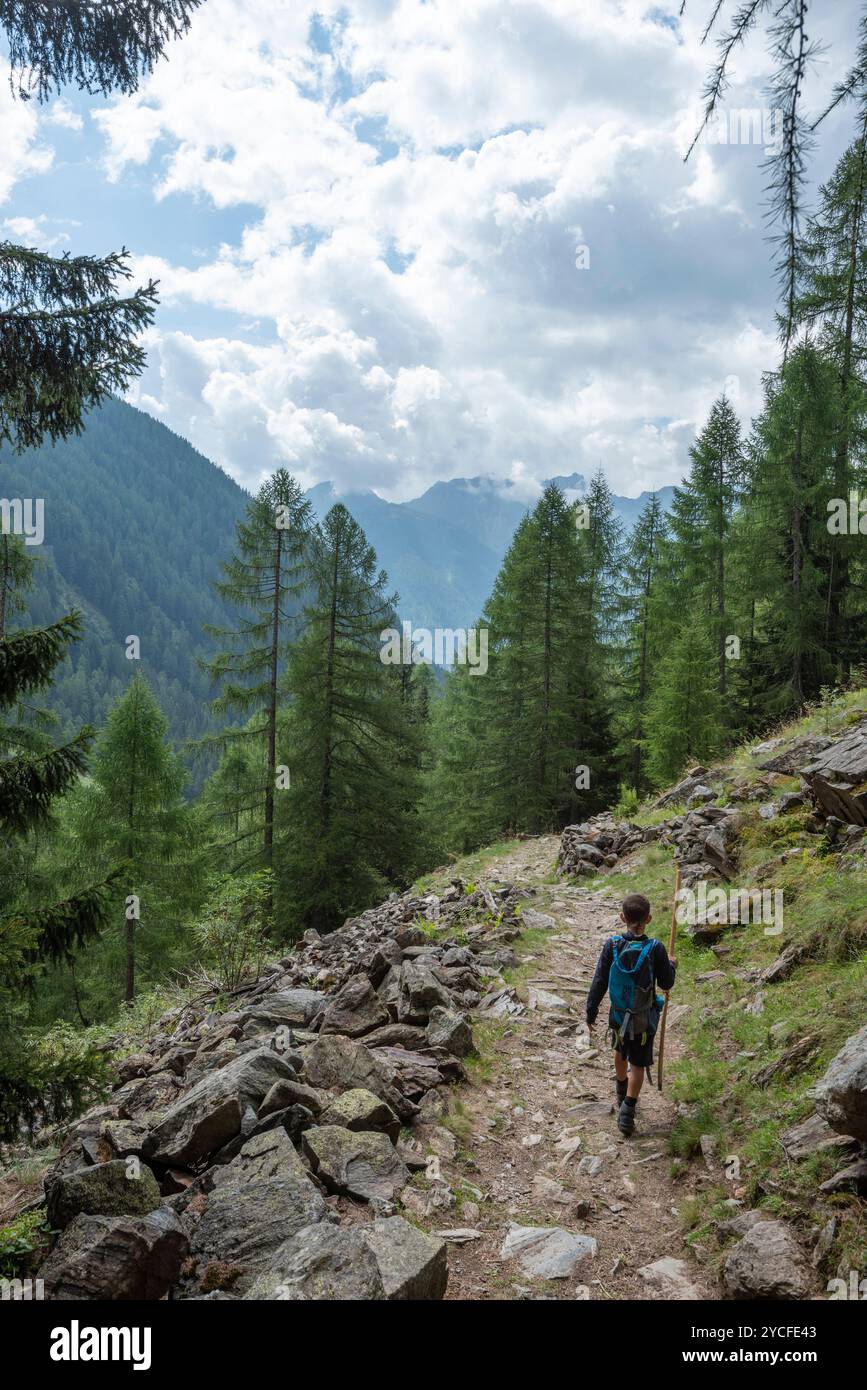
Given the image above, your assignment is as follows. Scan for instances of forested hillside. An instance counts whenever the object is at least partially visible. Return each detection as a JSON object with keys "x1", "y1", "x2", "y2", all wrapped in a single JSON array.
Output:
[
  {"x1": 0, "y1": 397, "x2": 248, "y2": 749},
  {"x1": 3, "y1": 400, "x2": 674, "y2": 755}
]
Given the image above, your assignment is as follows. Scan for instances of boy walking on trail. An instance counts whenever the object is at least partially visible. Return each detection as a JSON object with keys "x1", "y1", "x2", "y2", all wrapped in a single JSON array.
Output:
[{"x1": 585, "y1": 892, "x2": 676, "y2": 1137}]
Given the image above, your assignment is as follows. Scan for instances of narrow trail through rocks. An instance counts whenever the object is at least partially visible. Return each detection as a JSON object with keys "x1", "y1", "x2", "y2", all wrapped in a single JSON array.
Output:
[{"x1": 437, "y1": 837, "x2": 718, "y2": 1301}]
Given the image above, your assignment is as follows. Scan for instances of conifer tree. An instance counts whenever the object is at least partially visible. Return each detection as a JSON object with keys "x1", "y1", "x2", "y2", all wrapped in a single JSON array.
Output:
[
  {"x1": 0, "y1": 0, "x2": 199, "y2": 1128},
  {"x1": 644, "y1": 613, "x2": 724, "y2": 786},
  {"x1": 203, "y1": 470, "x2": 312, "y2": 873},
  {"x1": 749, "y1": 342, "x2": 842, "y2": 710},
  {"x1": 0, "y1": 532, "x2": 36, "y2": 639},
  {"x1": 0, "y1": 616, "x2": 116, "y2": 1137},
  {"x1": 617, "y1": 492, "x2": 667, "y2": 792},
  {"x1": 69, "y1": 674, "x2": 190, "y2": 1001},
  {"x1": 0, "y1": 1, "x2": 200, "y2": 449},
  {"x1": 280, "y1": 504, "x2": 419, "y2": 934},
  {"x1": 665, "y1": 396, "x2": 744, "y2": 702},
  {"x1": 1, "y1": 1, "x2": 202, "y2": 101},
  {"x1": 794, "y1": 131, "x2": 867, "y2": 677}
]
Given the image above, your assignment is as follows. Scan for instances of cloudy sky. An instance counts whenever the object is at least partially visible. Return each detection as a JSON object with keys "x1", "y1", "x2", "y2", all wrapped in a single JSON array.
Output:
[{"x1": 2, "y1": 0, "x2": 861, "y2": 501}]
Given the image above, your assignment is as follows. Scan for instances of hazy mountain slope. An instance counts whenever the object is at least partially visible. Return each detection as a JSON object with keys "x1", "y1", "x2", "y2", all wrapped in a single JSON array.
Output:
[
  {"x1": 305, "y1": 482, "x2": 503, "y2": 631},
  {"x1": 2, "y1": 398, "x2": 248, "y2": 752},
  {"x1": 3, "y1": 400, "x2": 678, "y2": 755}
]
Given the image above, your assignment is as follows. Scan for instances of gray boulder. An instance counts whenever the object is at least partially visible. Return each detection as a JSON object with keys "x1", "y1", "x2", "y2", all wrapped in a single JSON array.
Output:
[
  {"x1": 397, "y1": 960, "x2": 451, "y2": 1025},
  {"x1": 781, "y1": 1111, "x2": 858, "y2": 1162},
  {"x1": 240, "y1": 989, "x2": 326, "y2": 1036},
  {"x1": 361, "y1": 1215, "x2": 448, "y2": 1299},
  {"x1": 101, "y1": 1119, "x2": 149, "y2": 1160},
  {"x1": 319, "y1": 1087, "x2": 400, "y2": 1141},
  {"x1": 320, "y1": 975, "x2": 390, "y2": 1038},
  {"x1": 426, "y1": 1006, "x2": 475, "y2": 1058},
  {"x1": 500, "y1": 1223, "x2": 597, "y2": 1279},
  {"x1": 301, "y1": 1034, "x2": 415, "y2": 1120},
  {"x1": 813, "y1": 1023, "x2": 867, "y2": 1142},
  {"x1": 143, "y1": 1047, "x2": 296, "y2": 1167},
  {"x1": 244, "y1": 1223, "x2": 386, "y2": 1300},
  {"x1": 638, "y1": 1257, "x2": 704, "y2": 1300},
  {"x1": 47, "y1": 1159, "x2": 161, "y2": 1230},
  {"x1": 723, "y1": 1220, "x2": 814, "y2": 1299},
  {"x1": 258, "y1": 1077, "x2": 327, "y2": 1118},
  {"x1": 182, "y1": 1129, "x2": 326, "y2": 1294},
  {"x1": 41, "y1": 1207, "x2": 188, "y2": 1301},
  {"x1": 302, "y1": 1125, "x2": 409, "y2": 1202}
]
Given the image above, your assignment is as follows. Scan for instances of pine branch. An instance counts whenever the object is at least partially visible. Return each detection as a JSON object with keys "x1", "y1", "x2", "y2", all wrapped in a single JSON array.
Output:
[
  {"x1": 1, "y1": 0, "x2": 205, "y2": 102},
  {"x1": 0, "y1": 613, "x2": 82, "y2": 708}
]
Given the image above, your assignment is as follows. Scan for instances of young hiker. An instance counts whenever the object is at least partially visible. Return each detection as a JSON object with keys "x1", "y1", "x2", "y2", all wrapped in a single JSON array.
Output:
[{"x1": 585, "y1": 892, "x2": 677, "y2": 1137}]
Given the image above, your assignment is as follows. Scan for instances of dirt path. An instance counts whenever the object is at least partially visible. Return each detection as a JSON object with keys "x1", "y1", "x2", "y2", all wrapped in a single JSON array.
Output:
[{"x1": 430, "y1": 837, "x2": 717, "y2": 1301}]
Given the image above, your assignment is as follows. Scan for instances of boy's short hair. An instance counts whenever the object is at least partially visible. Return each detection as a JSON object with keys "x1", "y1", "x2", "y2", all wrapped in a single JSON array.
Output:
[{"x1": 622, "y1": 892, "x2": 651, "y2": 926}]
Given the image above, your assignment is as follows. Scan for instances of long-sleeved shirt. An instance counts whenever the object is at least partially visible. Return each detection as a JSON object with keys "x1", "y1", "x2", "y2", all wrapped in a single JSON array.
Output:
[{"x1": 585, "y1": 932, "x2": 676, "y2": 1027}]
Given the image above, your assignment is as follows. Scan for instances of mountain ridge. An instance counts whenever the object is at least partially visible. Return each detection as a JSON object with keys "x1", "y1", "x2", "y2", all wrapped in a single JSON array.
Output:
[{"x1": 3, "y1": 400, "x2": 675, "y2": 749}]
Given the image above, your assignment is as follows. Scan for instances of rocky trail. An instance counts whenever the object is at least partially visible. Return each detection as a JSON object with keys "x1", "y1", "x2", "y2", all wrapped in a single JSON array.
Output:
[
  {"x1": 14, "y1": 716, "x2": 866, "y2": 1302},
  {"x1": 429, "y1": 836, "x2": 713, "y2": 1301}
]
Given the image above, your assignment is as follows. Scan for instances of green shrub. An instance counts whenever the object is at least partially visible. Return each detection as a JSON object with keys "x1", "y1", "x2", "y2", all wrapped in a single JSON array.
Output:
[
  {"x1": 0, "y1": 1209, "x2": 50, "y2": 1279},
  {"x1": 614, "y1": 783, "x2": 640, "y2": 817},
  {"x1": 192, "y1": 872, "x2": 272, "y2": 992}
]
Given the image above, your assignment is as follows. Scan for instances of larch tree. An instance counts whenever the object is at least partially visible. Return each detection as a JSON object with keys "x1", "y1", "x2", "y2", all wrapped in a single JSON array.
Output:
[
  {"x1": 203, "y1": 470, "x2": 312, "y2": 875},
  {"x1": 69, "y1": 674, "x2": 190, "y2": 1002}
]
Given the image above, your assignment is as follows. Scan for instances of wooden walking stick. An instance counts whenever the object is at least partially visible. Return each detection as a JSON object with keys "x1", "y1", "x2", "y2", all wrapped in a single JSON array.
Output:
[{"x1": 656, "y1": 865, "x2": 681, "y2": 1092}]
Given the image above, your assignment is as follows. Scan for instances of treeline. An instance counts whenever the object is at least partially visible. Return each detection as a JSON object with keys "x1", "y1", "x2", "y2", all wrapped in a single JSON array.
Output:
[{"x1": 431, "y1": 130, "x2": 867, "y2": 846}]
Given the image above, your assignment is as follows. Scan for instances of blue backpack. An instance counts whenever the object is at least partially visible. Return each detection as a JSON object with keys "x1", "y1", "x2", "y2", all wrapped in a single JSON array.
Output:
[{"x1": 607, "y1": 936, "x2": 664, "y2": 1046}]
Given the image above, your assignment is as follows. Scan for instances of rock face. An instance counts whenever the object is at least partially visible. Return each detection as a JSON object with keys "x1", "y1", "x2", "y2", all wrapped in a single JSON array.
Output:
[
  {"x1": 723, "y1": 1220, "x2": 814, "y2": 1300},
  {"x1": 46, "y1": 1160, "x2": 161, "y2": 1229},
  {"x1": 40, "y1": 1207, "x2": 188, "y2": 1300},
  {"x1": 812, "y1": 1022, "x2": 867, "y2": 1142}
]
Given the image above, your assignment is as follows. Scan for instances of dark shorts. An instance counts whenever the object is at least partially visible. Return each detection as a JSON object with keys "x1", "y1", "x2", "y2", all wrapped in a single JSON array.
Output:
[{"x1": 613, "y1": 1034, "x2": 654, "y2": 1068}]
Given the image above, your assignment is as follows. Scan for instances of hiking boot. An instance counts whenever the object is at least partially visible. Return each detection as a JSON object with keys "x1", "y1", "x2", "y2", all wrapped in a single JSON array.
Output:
[
  {"x1": 618, "y1": 1098, "x2": 636, "y2": 1137},
  {"x1": 615, "y1": 1078, "x2": 628, "y2": 1105}
]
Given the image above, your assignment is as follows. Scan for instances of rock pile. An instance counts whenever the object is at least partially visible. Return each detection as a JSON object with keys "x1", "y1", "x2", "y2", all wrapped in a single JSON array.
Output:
[
  {"x1": 36, "y1": 878, "x2": 531, "y2": 1301},
  {"x1": 715, "y1": 1025, "x2": 867, "y2": 1297},
  {"x1": 557, "y1": 791, "x2": 740, "y2": 891}
]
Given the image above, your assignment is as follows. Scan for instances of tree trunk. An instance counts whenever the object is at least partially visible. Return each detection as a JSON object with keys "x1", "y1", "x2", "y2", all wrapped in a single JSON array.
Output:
[{"x1": 264, "y1": 526, "x2": 283, "y2": 869}]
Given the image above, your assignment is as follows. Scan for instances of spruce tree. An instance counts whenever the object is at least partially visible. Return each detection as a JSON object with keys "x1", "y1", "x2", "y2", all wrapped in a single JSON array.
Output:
[
  {"x1": 617, "y1": 492, "x2": 667, "y2": 792},
  {"x1": 0, "y1": 0, "x2": 199, "y2": 1129},
  {"x1": 0, "y1": 617, "x2": 115, "y2": 1137},
  {"x1": 0, "y1": 1, "x2": 200, "y2": 449},
  {"x1": 794, "y1": 132, "x2": 867, "y2": 677},
  {"x1": 644, "y1": 613, "x2": 724, "y2": 786},
  {"x1": 749, "y1": 342, "x2": 842, "y2": 710},
  {"x1": 662, "y1": 396, "x2": 744, "y2": 705},
  {"x1": 280, "y1": 504, "x2": 419, "y2": 934}
]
